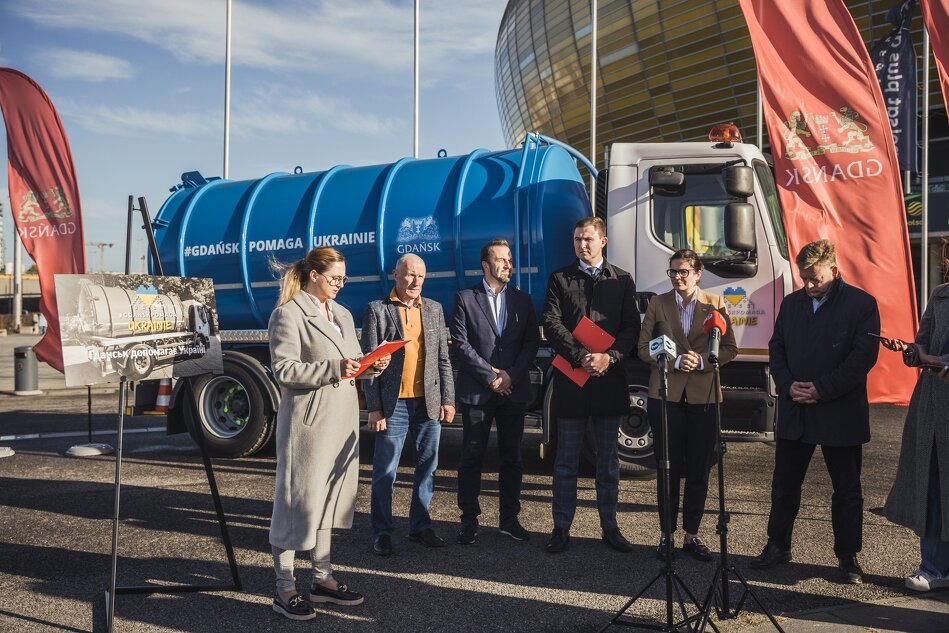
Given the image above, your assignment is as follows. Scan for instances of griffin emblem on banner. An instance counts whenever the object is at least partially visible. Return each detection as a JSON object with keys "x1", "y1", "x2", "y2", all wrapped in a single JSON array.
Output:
[
  {"x1": 18, "y1": 186, "x2": 74, "y2": 223},
  {"x1": 782, "y1": 107, "x2": 875, "y2": 160}
]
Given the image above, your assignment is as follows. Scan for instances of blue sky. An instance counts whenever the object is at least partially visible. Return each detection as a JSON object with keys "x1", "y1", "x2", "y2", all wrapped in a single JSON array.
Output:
[{"x1": 0, "y1": 0, "x2": 507, "y2": 273}]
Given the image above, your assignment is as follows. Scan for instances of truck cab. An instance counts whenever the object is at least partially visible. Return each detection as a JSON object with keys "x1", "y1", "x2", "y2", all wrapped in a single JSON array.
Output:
[{"x1": 580, "y1": 127, "x2": 793, "y2": 473}]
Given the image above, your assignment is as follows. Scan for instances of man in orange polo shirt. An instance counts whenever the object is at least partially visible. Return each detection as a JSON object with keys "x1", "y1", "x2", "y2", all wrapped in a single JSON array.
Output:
[{"x1": 361, "y1": 254, "x2": 455, "y2": 556}]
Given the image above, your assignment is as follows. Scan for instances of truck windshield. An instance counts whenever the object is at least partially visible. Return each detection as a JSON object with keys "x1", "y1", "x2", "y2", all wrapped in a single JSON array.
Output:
[
  {"x1": 651, "y1": 165, "x2": 743, "y2": 259},
  {"x1": 753, "y1": 159, "x2": 789, "y2": 260}
]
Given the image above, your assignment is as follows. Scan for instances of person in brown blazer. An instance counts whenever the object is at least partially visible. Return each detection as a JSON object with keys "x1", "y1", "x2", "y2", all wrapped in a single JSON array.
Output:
[{"x1": 637, "y1": 249, "x2": 737, "y2": 562}]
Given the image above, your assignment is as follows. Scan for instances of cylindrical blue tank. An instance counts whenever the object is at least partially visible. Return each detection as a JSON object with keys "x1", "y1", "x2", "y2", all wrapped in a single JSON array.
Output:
[{"x1": 152, "y1": 144, "x2": 591, "y2": 330}]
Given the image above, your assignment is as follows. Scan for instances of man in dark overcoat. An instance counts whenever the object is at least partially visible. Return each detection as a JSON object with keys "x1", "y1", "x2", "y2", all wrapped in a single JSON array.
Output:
[
  {"x1": 541, "y1": 217, "x2": 640, "y2": 554},
  {"x1": 750, "y1": 239, "x2": 880, "y2": 585}
]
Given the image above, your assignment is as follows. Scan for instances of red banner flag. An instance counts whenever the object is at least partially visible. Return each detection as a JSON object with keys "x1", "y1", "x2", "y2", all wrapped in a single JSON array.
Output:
[
  {"x1": 0, "y1": 68, "x2": 86, "y2": 371},
  {"x1": 922, "y1": 1, "x2": 949, "y2": 119},
  {"x1": 738, "y1": 0, "x2": 918, "y2": 403}
]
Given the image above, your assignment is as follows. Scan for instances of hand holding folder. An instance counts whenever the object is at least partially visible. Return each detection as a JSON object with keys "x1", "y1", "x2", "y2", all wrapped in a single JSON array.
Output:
[
  {"x1": 347, "y1": 340, "x2": 409, "y2": 378},
  {"x1": 552, "y1": 317, "x2": 616, "y2": 387}
]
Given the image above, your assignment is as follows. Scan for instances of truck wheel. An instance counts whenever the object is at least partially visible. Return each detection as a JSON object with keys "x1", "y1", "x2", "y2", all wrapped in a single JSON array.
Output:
[
  {"x1": 123, "y1": 344, "x2": 154, "y2": 380},
  {"x1": 580, "y1": 385, "x2": 657, "y2": 480},
  {"x1": 184, "y1": 359, "x2": 275, "y2": 457}
]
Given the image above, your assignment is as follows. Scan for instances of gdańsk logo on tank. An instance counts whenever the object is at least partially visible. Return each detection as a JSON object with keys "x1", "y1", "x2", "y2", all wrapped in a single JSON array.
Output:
[
  {"x1": 396, "y1": 215, "x2": 441, "y2": 253},
  {"x1": 780, "y1": 106, "x2": 883, "y2": 188}
]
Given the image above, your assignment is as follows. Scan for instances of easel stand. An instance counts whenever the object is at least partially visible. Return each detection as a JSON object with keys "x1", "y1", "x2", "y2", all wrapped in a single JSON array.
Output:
[
  {"x1": 599, "y1": 354, "x2": 712, "y2": 633},
  {"x1": 696, "y1": 360, "x2": 783, "y2": 633},
  {"x1": 105, "y1": 198, "x2": 242, "y2": 632}
]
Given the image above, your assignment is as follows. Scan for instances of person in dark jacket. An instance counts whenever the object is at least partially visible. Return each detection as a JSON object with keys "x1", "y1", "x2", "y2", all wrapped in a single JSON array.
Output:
[
  {"x1": 750, "y1": 239, "x2": 880, "y2": 585},
  {"x1": 541, "y1": 217, "x2": 641, "y2": 554},
  {"x1": 451, "y1": 239, "x2": 540, "y2": 545}
]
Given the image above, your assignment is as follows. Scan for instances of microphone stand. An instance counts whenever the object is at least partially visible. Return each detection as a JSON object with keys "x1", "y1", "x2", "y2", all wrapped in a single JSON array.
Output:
[
  {"x1": 599, "y1": 351, "x2": 711, "y2": 633},
  {"x1": 697, "y1": 355, "x2": 783, "y2": 633}
]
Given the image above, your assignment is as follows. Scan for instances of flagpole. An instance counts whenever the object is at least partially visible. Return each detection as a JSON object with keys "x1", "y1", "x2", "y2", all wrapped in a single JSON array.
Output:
[
  {"x1": 756, "y1": 81, "x2": 763, "y2": 149},
  {"x1": 921, "y1": 29, "x2": 930, "y2": 311},
  {"x1": 590, "y1": 0, "x2": 597, "y2": 201},
  {"x1": 223, "y1": 0, "x2": 232, "y2": 180},
  {"x1": 413, "y1": 0, "x2": 419, "y2": 159},
  {"x1": 12, "y1": 230, "x2": 22, "y2": 333}
]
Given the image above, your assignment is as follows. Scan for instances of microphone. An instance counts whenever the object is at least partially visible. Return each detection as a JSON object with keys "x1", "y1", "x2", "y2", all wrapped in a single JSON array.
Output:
[
  {"x1": 648, "y1": 321, "x2": 677, "y2": 368},
  {"x1": 703, "y1": 310, "x2": 729, "y2": 363}
]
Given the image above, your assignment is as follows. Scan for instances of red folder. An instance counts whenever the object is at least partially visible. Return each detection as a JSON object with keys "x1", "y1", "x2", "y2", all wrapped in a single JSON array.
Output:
[
  {"x1": 552, "y1": 317, "x2": 616, "y2": 388},
  {"x1": 350, "y1": 340, "x2": 409, "y2": 378}
]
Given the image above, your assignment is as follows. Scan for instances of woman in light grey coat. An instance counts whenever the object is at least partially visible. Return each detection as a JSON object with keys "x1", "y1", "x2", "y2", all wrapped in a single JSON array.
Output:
[
  {"x1": 268, "y1": 246, "x2": 390, "y2": 621},
  {"x1": 884, "y1": 280, "x2": 949, "y2": 593}
]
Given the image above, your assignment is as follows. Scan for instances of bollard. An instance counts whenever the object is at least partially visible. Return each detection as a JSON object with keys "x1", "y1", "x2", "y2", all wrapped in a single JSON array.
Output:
[{"x1": 14, "y1": 346, "x2": 43, "y2": 396}]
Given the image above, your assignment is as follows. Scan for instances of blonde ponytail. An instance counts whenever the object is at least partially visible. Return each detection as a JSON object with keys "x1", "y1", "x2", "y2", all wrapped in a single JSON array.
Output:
[{"x1": 272, "y1": 247, "x2": 345, "y2": 307}]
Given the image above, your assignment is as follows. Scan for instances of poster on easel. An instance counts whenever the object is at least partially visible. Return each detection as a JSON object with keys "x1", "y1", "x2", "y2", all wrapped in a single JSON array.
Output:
[{"x1": 54, "y1": 274, "x2": 224, "y2": 387}]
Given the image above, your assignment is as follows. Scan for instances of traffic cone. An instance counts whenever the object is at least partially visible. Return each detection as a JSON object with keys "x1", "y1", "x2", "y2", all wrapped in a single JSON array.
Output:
[{"x1": 146, "y1": 378, "x2": 172, "y2": 415}]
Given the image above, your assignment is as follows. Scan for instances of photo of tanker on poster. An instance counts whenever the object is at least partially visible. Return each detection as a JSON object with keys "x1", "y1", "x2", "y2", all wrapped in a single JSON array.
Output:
[{"x1": 53, "y1": 274, "x2": 224, "y2": 387}]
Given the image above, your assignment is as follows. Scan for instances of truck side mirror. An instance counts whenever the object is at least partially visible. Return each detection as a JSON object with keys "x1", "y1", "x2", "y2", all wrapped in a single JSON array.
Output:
[
  {"x1": 723, "y1": 165, "x2": 754, "y2": 198},
  {"x1": 649, "y1": 167, "x2": 684, "y2": 195},
  {"x1": 725, "y1": 203, "x2": 756, "y2": 252}
]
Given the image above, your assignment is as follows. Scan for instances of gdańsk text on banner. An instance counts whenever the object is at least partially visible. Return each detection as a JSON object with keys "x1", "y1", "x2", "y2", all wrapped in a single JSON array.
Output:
[
  {"x1": 0, "y1": 67, "x2": 87, "y2": 372},
  {"x1": 738, "y1": 0, "x2": 918, "y2": 404}
]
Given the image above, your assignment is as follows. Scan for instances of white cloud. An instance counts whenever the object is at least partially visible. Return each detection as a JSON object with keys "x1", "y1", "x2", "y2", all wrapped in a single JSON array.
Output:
[
  {"x1": 52, "y1": 85, "x2": 402, "y2": 140},
  {"x1": 36, "y1": 49, "x2": 136, "y2": 82},
  {"x1": 53, "y1": 97, "x2": 214, "y2": 138},
  {"x1": 232, "y1": 85, "x2": 403, "y2": 137},
  {"x1": 12, "y1": 0, "x2": 506, "y2": 82}
]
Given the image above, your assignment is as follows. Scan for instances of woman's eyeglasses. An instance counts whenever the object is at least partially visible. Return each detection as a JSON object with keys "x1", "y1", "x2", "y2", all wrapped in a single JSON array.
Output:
[
  {"x1": 320, "y1": 274, "x2": 348, "y2": 287},
  {"x1": 666, "y1": 268, "x2": 695, "y2": 278}
]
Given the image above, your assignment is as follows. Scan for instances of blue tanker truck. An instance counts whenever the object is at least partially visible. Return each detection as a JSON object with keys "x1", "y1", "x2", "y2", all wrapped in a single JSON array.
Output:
[{"x1": 154, "y1": 132, "x2": 789, "y2": 476}]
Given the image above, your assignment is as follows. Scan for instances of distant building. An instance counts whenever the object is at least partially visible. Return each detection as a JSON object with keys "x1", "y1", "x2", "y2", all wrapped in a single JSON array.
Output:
[{"x1": 494, "y1": 0, "x2": 947, "y2": 179}]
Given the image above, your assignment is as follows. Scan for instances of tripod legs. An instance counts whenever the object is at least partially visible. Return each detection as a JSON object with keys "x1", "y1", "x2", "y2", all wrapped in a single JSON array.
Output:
[
  {"x1": 599, "y1": 565, "x2": 718, "y2": 633},
  {"x1": 698, "y1": 564, "x2": 785, "y2": 633},
  {"x1": 696, "y1": 361, "x2": 784, "y2": 633},
  {"x1": 599, "y1": 357, "x2": 715, "y2": 633}
]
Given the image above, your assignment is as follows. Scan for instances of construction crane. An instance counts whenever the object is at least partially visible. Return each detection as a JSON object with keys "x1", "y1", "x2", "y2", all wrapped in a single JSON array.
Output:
[{"x1": 88, "y1": 242, "x2": 114, "y2": 273}]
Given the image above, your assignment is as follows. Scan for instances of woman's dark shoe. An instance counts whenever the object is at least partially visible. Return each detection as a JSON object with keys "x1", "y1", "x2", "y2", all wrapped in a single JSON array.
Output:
[
  {"x1": 272, "y1": 593, "x2": 316, "y2": 621},
  {"x1": 310, "y1": 582, "x2": 365, "y2": 606},
  {"x1": 457, "y1": 522, "x2": 478, "y2": 545},
  {"x1": 656, "y1": 535, "x2": 675, "y2": 562},
  {"x1": 682, "y1": 536, "x2": 713, "y2": 562},
  {"x1": 499, "y1": 520, "x2": 531, "y2": 542}
]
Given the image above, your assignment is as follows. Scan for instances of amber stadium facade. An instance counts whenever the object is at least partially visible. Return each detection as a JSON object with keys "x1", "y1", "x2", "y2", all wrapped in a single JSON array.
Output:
[{"x1": 494, "y1": 0, "x2": 947, "y2": 177}]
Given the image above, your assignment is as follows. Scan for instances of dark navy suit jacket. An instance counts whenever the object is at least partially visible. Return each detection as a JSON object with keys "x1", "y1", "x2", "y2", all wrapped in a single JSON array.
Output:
[{"x1": 450, "y1": 282, "x2": 540, "y2": 406}]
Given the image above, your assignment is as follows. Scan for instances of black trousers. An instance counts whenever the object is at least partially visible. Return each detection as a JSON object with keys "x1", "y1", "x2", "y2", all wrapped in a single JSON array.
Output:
[
  {"x1": 649, "y1": 398, "x2": 717, "y2": 535},
  {"x1": 766, "y1": 438, "x2": 863, "y2": 556},
  {"x1": 457, "y1": 397, "x2": 526, "y2": 527}
]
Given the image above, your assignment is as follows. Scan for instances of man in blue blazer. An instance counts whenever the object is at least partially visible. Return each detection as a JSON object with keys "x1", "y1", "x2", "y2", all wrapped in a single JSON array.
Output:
[{"x1": 451, "y1": 239, "x2": 540, "y2": 545}]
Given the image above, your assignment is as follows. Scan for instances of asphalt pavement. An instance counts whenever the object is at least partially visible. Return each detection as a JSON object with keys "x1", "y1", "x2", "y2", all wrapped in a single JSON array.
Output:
[{"x1": 0, "y1": 333, "x2": 947, "y2": 632}]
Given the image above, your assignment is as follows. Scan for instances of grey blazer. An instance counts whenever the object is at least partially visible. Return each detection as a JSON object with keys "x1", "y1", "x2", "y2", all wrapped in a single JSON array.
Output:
[
  {"x1": 268, "y1": 293, "x2": 377, "y2": 551},
  {"x1": 361, "y1": 294, "x2": 454, "y2": 420}
]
